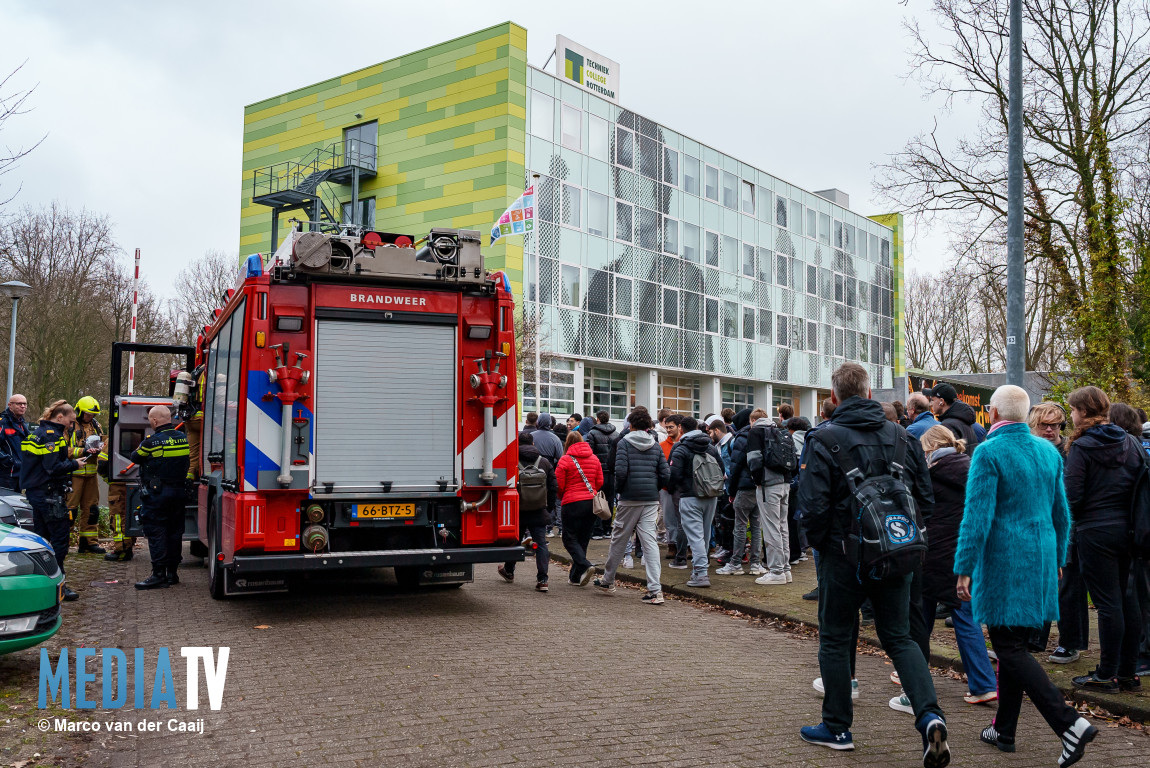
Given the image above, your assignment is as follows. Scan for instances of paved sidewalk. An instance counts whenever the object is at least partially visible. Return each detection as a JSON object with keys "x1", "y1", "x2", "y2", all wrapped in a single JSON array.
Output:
[{"x1": 550, "y1": 537, "x2": 1150, "y2": 721}]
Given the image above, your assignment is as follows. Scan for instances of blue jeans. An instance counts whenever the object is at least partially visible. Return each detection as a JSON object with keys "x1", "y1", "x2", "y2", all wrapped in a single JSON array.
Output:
[
  {"x1": 922, "y1": 599, "x2": 996, "y2": 696},
  {"x1": 678, "y1": 496, "x2": 717, "y2": 578}
]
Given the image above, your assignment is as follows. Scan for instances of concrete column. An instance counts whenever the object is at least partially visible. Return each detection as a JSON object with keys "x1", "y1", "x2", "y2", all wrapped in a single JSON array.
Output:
[
  {"x1": 634, "y1": 368, "x2": 659, "y2": 414},
  {"x1": 754, "y1": 382, "x2": 772, "y2": 413},
  {"x1": 699, "y1": 376, "x2": 721, "y2": 420},
  {"x1": 573, "y1": 359, "x2": 586, "y2": 417},
  {"x1": 800, "y1": 388, "x2": 818, "y2": 423}
]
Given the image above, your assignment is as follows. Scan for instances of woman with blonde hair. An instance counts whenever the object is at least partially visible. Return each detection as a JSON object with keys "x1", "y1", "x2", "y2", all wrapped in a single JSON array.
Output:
[
  {"x1": 891, "y1": 425, "x2": 998, "y2": 715},
  {"x1": 1027, "y1": 401, "x2": 1068, "y2": 456}
]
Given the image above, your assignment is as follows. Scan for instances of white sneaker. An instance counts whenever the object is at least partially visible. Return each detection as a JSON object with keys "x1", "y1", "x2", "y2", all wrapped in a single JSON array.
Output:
[
  {"x1": 754, "y1": 572, "x2": 787, "y2": 585},
  {"x1": 785, "y1": 571, "x2": 793, "y2": 583},
  {"x1": 814, "y1": 677, "x2": 860, "y2": 699},
  {"x1": 888, "y1": 693, "x2": 913, "y2": 714},
  {"x1": 716, "y1": 563, "x2": 745, "y2": 575},
  {"x1": 622, "y1": 554, "x2": 634, "y2": 569},
  {"x1": 747, "y1": 564, "x2": 768, "y2": 576},
  {"x1": 890, "y1": 670, "x2": 901, "y2": 685}
]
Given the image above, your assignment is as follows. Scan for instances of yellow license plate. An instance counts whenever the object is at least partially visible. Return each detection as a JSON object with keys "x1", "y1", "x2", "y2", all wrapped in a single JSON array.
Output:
[{"x1": 353, "y1": 503, "x2": 415, "y2": 519}]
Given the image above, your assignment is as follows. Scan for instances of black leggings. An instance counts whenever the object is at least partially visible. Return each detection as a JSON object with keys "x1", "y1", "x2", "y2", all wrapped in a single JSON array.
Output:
[
  {"x1": 1077, "y1": 525, "x2": 1140, "y2": 678},
  {"x1": 561, "y1": 500, "x2": 595, "y2": 580},
  {"x1": 989, "y1": 626, "x2": 1078, "y2": 739}
]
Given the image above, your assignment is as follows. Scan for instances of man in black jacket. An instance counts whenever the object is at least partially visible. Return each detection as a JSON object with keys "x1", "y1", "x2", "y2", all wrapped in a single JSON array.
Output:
[
  {"x1": 586, "y1": 411, "x2": 618, "y2": 539},
  {"x1": 720, "y1": 407, "x2": 763, "y2": 575},
  {"x1": 595, "y1": 409, "x2": 669, "y2": 603},
  {"x1": 131, "y1": 406, "x2": 190, "y2": 590},
  {"x1": 0, "y1": 394, "x2": 30, "y2": 490},
  {"x1": 798, "y1": 363, "x2": 948, "y2": 766},
  {"x1": 668, "y1": 417, "x2": 723, "y2": 589},
  {"x1": 927, "y1": 383, "x2": 979, "y2": 447},
  {"x1": 531, "y1": 413, "x2": 565, "y2": 536},
  {"x1": 499, "y1": 432, "x2": 556, "y2": 591}
]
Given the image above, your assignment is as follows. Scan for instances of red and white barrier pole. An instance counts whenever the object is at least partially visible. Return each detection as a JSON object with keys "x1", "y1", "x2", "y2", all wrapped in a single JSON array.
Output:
[{"x1": 128, "y1": 248, "x2": 139, "y2": 395}]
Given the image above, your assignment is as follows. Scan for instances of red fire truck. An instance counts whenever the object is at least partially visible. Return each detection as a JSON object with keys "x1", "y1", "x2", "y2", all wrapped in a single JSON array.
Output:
[{"x1": 194, "y1": 226, "x2": 522, "y2": 597}]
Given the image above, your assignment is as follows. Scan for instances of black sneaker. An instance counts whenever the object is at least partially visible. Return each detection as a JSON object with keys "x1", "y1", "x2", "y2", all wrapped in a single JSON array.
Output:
[
  {"x1": 1118, "y1": 675, "x2": 1141, "y2": 692},
  {"x1": 166, "y1": 568, "x2": 180, "y2": 586},
  {"x1": 980, "y1": 723, "x2": 1015, "y2": 753},
  {"x1": 1050, "y1": 647, "x2": 1080, "y2": 664},
  {"x1": 135, "y1": 573, "x2": 169, "y2": 590},
  {"x1": 1072, "y1": 671, "x2": 1118, "y2": 692},
  {"x1": 62, "y1": 585, "x2": 79, "y2": 601},
  {"x1": 1058, "y1": 717, "x2": 1097, "y2": 767},
  {"x1": 535, "y1": 580, "x2": 548, "y2": 592},
  {"x1": 496, "y1": 565, "x2": 514, "y2": 582},
  {"x1": 802, "y1": 587, "x2": 819, "y2": 601}
]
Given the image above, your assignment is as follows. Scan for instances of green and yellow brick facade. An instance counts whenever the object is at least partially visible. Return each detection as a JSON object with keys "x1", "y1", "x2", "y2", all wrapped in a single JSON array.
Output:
[{"x1": 239, "y1": 22, "x2": 528, "y2": 293}]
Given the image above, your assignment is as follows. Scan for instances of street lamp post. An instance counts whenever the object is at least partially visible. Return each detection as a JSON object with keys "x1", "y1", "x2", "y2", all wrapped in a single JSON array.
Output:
[{"x1": 0, "y1": 281, "x2": 32, "y2": 403}]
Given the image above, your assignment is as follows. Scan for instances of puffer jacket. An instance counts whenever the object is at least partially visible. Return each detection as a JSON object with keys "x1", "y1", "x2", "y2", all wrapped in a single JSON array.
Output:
[
  {"x1": 555, "y1": 441, "x2": 604, "y2": 505},
  {"x1": 668, "y1": 430, "x2": 723, "y2": 498},
  {"x1": 614, "y1": 429, "x2": 670, "y2": 502},
  {"x1": 725, "y1": 408, "x2": 756, "y2": 493},
  {"x1": 922, "y1": 448, "x2": 970, "y2": 607},
  {"x1": 1064, "y1": 423, "x2": 1142, "y2": 532},
  {"x1": 585, "y1": 422, "x2": 618, "y2": 474},
  {"x1": 940, "y1": 399, "x2": 980, "y2": 447}
]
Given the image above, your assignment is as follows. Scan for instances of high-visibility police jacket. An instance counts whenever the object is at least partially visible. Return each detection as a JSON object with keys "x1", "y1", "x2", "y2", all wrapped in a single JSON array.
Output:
[
  {"x1": 68, "y1": 417, "x2": 103, "y2": 476},
  {"x1": 20, "y1": 419, "x2": 81, "y2": 494},
  {"x1": 130, "y1": 423, "x2": 189, "y2": 486}
]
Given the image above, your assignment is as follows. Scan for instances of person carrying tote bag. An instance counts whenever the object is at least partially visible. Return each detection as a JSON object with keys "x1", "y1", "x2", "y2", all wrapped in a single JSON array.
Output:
[{"x1": 555, "y1": 432, "x2": 604, "y2": 586}]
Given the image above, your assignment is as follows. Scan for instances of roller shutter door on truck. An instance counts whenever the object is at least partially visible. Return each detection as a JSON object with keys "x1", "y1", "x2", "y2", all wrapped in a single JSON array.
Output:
[{"x1": 313, "y1": 320, "x2": 456, "y2": 490}]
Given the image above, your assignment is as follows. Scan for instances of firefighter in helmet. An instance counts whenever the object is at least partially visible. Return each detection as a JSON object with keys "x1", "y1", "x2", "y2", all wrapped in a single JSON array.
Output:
[
  {"x1": 67, "y1": 395, "x2": 106, "y2": 554},
  {"x1": 132, "y1": 405, "x2": 189, "y2": 590},
  {"x1": 98, "y1": 445, "x2": 135, "y2": 562},
  {"x1": 21, "y1": 400, "x2": 85, "y2": 600}
]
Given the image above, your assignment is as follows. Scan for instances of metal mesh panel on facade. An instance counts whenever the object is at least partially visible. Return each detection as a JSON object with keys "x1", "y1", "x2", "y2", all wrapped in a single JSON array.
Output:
[
  {"x1": 614, "y1": 167, "x2": 639, "y2": 205},
  {"x1": 560, "y1": 309, "x2": 583, "y2": 356},
  {"x1": 587, "y1": 314, "x2": 610, "y2": 359},
  {"x1": 612, "y1": 318, "x2": 636, "y2": 362},
  {"x1": 775, "y1": 231, "x2": 796, "y2": 258},
  {"x1": 682, "y1": 262, "x2": 703, "y2": 293},
  {"x1": 638, "y1": 322, "x2": 659, "y2": 365},
  {"x1": 659, "y1": 327, "x2": 681, "y2": 368},
  {"x1": 660, "y1": 254, "x2": 682, "y2": 289},
  {"x1": 773, "y1": 349, "x2": 790, "y2": 382},
  {"x1": 683, "y1": 330, "x2": 703, "y2": 371}
]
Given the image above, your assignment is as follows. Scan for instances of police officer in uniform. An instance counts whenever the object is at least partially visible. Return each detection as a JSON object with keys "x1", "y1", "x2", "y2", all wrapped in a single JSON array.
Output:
[
  {"x1": 132, "y1": 406, "x2": 190, "y2": 590},
  {"x1": 21, "y1": 401, "x2": 86, "y2": 601},
  {"x1": 67, "y1": 395, "x2": 106, "y2": 554}
]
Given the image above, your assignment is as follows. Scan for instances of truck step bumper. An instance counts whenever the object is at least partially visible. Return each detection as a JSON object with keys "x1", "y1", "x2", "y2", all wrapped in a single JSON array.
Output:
[{"x1": 229, "y1": 546, "x2": 525, "y2": 573}]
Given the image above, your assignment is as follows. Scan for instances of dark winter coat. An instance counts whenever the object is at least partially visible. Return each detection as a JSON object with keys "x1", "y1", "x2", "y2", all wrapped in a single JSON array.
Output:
[
  {"x1": 954, "y1": 422, "x2": 1069, "y2": 628},
  {"x1": 668, "y1": 430, "x2": 723, "y2": 498},
  {"x1": 922, "y1": 449, "x2": 970, "y2": 608},
  {"x1": 614, "y1": 429, "x2": 670, "y2": 502},
  {"x1": 798, "y1": 396, "x2": 934, "y2": 554},
  {"x1": 530, "y1": 414, "x2": 564, "y2": 469},
  {"x1": 1064, "y1": 423, "x2": 1142, "y2": 532},
  {"x1": 0, "y1": 408, "x2": 29, "y2": 483},
  {"x1": 585, "y1": 422, "x2": 618, "y2": 475},
  {"x1": 725, "y1": 408, "x2": 756, "y2": 493},
  {"x1": 555, "y1": 441, "x2": 604, "y2": 505},
  {"x1": 939, "y1": 399, "x2": 980, "y2": 447},
  {"x1": 517, "y1": 443, "x2": 557, "y2": 526}
]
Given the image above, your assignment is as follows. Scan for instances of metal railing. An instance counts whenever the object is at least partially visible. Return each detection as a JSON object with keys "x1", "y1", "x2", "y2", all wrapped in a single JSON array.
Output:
[{"x1": 252, "y1": 140, "x2": 376, "y2": 200}]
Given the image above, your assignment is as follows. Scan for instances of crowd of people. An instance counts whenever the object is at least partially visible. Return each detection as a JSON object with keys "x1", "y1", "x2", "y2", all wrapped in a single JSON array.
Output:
[{"x1": 510, "y1": 365, "x2": 1150, "y2": 767}]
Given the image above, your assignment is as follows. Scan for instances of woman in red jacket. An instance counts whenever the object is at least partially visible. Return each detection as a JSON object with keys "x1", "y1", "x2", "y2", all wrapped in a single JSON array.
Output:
[{"x1": 555, "y1": 432, "x2": 603, "y2": 586}]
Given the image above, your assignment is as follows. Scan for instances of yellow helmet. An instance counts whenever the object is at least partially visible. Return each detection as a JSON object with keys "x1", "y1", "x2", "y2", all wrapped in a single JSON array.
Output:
[{"x1": 76, "y1": 396, "x2": 101, "y2": 416}]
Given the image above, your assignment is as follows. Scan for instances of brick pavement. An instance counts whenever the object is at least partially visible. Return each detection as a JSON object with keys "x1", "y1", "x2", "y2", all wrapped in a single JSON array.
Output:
[{"x1": 1, "y1": 545, "x2": 1148, "y2": 767}]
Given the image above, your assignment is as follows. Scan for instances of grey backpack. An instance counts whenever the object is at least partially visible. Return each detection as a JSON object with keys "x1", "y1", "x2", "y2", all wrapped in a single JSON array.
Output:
[
  {"x1": 518, "y1": 458, "x2": 548, "y2": 510},
  {"x1": 692, "y1": 452, "x2": 726, "y2": 498}
]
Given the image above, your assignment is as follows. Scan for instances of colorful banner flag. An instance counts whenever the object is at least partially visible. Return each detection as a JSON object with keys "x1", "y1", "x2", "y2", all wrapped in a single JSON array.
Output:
[{"x1": 490, "y1": 185, "x2": 535, "y2": 244}]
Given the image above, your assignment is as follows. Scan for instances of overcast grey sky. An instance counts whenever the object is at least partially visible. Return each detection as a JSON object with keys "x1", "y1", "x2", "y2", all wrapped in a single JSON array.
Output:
[{"x1": 1, "y1": 0, "x2": 976, "y2": 295}]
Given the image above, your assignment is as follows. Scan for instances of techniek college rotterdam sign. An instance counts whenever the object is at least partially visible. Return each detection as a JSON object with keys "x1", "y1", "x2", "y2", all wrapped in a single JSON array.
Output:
[{"x1": 556, "y1": 35, "x2": 620, "y2": 103}]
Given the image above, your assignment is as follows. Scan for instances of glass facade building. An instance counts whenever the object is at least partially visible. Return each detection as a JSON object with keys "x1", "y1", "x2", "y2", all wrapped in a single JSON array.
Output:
[{"x1": 239, "y1": 23, "x2": 905, "y2": 422}]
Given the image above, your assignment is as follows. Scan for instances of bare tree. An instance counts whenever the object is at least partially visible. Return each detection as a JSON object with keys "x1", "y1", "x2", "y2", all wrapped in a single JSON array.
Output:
[
  {"x1": 0, "y1": 62, "x2": 45, "y2": 207},
  {"x1": 169, "y1": 249, "x2": 239, "y2": 345},
  {"x1": 878, "y1": 0, "x2": 1150, "y2": 396}
]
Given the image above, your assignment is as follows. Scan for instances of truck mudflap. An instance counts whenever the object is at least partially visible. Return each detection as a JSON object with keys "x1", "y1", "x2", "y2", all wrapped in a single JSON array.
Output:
[{"x1": 228, "y1": 545, "x2": 525, "y2": 574}]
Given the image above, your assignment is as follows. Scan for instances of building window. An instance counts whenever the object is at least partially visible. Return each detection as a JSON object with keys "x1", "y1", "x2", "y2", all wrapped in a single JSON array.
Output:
[
  {"x1": 772, "y1": 388, "x2": 794, "y2": 416},
  {"x1": 721, "y1": 171, "x2": 738, "y2": 210},
  {"x1": 758, "y1": 309, "x2": 772, "y2": 344},
  {"x1": 705, "y1": 230, "x2": 719, "y2": 267},
  {"x1": 835, "y1": 273, "x2": 844, "y2": 303},
  {"x1": 561, "y1": 104, "x2": 581, "y2": 150},
  {"x1": 341, "y1": 197, "x2": 376, "y2": 229},
  {"x1": 776, "y1": 315, "x2": 789, "y2": 347},
  {"x1": 616, "y1": 126, "x2": 634, "y2": 168},
  {"x1": 721, "y1": 235, "x2": 738, "y2": 273},
  {"x1": 858, "y1": 230, "x2": 868, "y2": 260},
  {"x1": 742, "y1": 243, "x2": 756, "y2": 277},
  {"x1": 722, "y1": 382, "x2": 754, "y2": 413},
  {"x1": 639, "y1": 207, "x2": 659, "y2": 251},
  {"x1": 615, "y1": 276, "x2": 633, "y2": 317},
  {"x1": 776, "y1": 197, "x2": 788, "y2": 228},
  {"x1": 587, "y1": 269, "x2": 610, "y2": 314},
  {"x1": 662, "y1": 287, "x2": 678, "y2": 326},
  {"x1": 790, "y1": 200, "x2": 803, "y2": 234},
  {"x1": 584, "y1": 368, "x2": 634, "y2": 421},
  {"x1": 639, "y1": 135, "x2": 660, "y2": 180},
  {"x1": 561, "y1": 183, "x2": 581, "y2": 228},
  {"x1": 637, "y1": 281, "x2": 658, "y2": 323},
  {"x1": 587, "y1": 190, "x2": 608, "y2": 237},
  {"x1": 776, "y1": 254, "x2": 788, "y2": 286},
  {"x1": 530, "y1": 91, "x2": 554, "y2": 140},
  {"x1": 723, "y1": 300, "x2": 738, "y2": 339},
  {"x1": 757, "y1": 185, "x2": 772, "y2": 223},
  {"x1": 659, "y1": 375, "x2": 700, "y2": 417},
  {"x1": 859, "y1": 332, "x2": 869, "y2": 363},
  {"x1": 343, "y1": 122, "x2": 377, "y2": 171},
  {"x1": 844, "y1": 223, "x2": 856, "y2": 254},
  {"x1": 523, "y1": 359, "x2": 576, "y2": 416},
  {"x1": 807, "y1": 264, "x2": 817, "y2": 295},
  {"x1": 662, "y1": 216, "x2": 679, "y2": 255},
  {"x1": 757, "y1": 246, "x2": 772, "y2": 283},
  {"x1": 663, "y1": 147, "x2": 678, "y2": 186},
  {"x1": 683, "y1": 155, "x2": 700, "y2": 195},
  {"x1": 682, "y1": 222, "x2": 701, "y2": 262},
  {"x1": 835, "y1": 327, "x2": 845, "y2": 357},
  {"x1": 741, "y1": 181, "x2": 755, "y2": 215},
  {"x1": 705, "y1": 297, "x2": 719, "y2": 334},
  {"x1": 705, "y1": 165, "x2": 719, "y2": 201},
  {"x1": 742, "y1": 306, "x2": 755, "y2": 341},
  {"x1": 807, "y1": 207, "x2": 817, "y2": 239},
  {"x1": 807, "y1": 321, "x2": 818, "y2": 351},
  {"x1": 616, "y1": 201, "x2": 633, "y2": 243},
  {"x1": 588, "y1": 114, "x2": 609, "y2": 161},
  {"x1": 682, "y1": 292, "x2": 702, "y2": 331},
  {"x1": 819, "y1": 212, "x2": 831, "y2": 244},
  {"x1": 561, "y1": 264, "x2": 581, "y2": 307},
  {"x1": 791, "y1": 317, "x2": 804, "y2": 349}
]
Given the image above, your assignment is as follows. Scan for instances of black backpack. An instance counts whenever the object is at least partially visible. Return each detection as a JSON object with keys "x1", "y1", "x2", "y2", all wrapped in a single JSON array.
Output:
[
  {"x1": 1125, "y1": 435, "x2": 1150, "y2": 560},
  {"x1": 518, "y1": 458, "x2": 548, "y2": 511},
  {"x1": 812, "y1": 427, "x2": 927, "y2": 581},
  {"x1": 747, "y1": 423, "x2": 797, "y2": 483}
]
